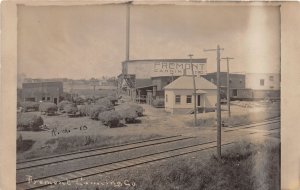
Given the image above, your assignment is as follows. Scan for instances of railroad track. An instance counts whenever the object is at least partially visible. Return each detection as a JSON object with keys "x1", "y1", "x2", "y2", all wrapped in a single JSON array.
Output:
[
  {"x1": 224, "y1": 117, "x2": 280, "y2": 128},
  {"x1": 17, "y1": 135, "x2": 194, "y2": 170},
  {"x1": 16, "y1": 119, "x2": 280, "y2": 190},
  {"x1": 224, "y1": 118, "x2": 280, "y2": 132},
  {"x1": 17, "y1": 140, "x2": 234, "y2": 190}
]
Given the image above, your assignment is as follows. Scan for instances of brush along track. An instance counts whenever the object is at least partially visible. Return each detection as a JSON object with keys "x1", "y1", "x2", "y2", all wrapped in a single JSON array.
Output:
[
  {"x1": 16, "y1": 119, "x2": 280, "y2": 190},
  {"x1": 17, "y1": 135, "x2": 194, "y2": 170},
  {"x1": 17, "y1": 140, "x2": 234, "y2": 190}
]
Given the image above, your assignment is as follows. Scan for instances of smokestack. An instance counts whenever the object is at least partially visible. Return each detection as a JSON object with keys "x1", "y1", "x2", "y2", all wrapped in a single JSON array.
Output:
[{"x1": 125, "y1": 1, "x2": 131, "y2": 61}]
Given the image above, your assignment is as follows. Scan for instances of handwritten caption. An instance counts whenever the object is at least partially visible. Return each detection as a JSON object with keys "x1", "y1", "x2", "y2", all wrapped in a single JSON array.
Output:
[{"x1": 26, "y1": 175, "x2": 136, "y2": 188}]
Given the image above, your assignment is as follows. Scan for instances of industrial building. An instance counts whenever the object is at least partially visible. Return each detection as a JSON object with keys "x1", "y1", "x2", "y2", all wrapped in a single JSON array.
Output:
[
  {"x1": 164, "y1": 76, "x2": 217, "y2": 114},
  {"x1": 22, "y1": 82, "x2": 63, "y2": 104},
  {"x1": 118, "y1": 58, "x2": 207, "y2": 103}
]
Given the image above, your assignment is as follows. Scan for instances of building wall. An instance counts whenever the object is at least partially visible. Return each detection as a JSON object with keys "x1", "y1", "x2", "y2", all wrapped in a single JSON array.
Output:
[
  {"x1": 203, "y1": 72, "x2": 245, "y2": 89},
  {"x1": 245, "y1": 73, "x2": 280, "y2": 90},
  {"x1": 123, "y1": 59, "x2": 207, "y2": 79},
  {"x1": 22, "y1": 82, "x2": 63, "y2": 103},
  {"x1": 164, "y1": 89, "x2": 217, "y2": 113}
]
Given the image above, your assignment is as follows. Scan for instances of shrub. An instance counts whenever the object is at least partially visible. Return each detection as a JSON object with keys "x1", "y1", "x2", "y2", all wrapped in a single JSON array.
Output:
[
  {"x1": 98, "y1": 110, "x2": 122, "y2": 128},
  {"x1": 17, "y1": 113, "x2": 43, "y2": 131},
  {"x1": 89, "y1": 104, "x2": 113, "y2": 120},
  {"x1": 57, "y1": 100, "x2": 72, "y2": 111},
  {"x1": 106, "y1": 95, "x2": 118, "y2": 105},
  {"x1": 64, "y1": 104, "x2": 78, "y2": 115},
  {"x1": 20, "y1": 101, "x2": 40, "y2": 112},
  {"x1": 39, "y1": 102, "x2": 58, "y2": 115},
  {"x1": 73, "y1": 97, "x2": 85, "y2": 105},
  {"x1": 120, "y1": 103, "x2": 144, "y2": 117},
  {"x1": 118, "y1": 108, "x2": 138, "y2": 123},
  {"x1": 152, "y1": 99, "x2": 165, "y2": 108},
  {"x1": 95, "y1": 98, "x2": 114, "y2": 109},
  {"x1": 78, "y1": 104, "x2": 90, "y2": 116}
]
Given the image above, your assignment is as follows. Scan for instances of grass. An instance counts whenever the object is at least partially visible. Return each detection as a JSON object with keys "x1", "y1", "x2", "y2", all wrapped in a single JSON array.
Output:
[
  {"x1": 185, "y1": 103, "x2": 280, "y2": 127},
  {"x1": 17, "y1": 134, "x2": 162, "y2": 161},
  {"x1": 101, "y1": 139, "x2": 280, "y2": 190}
]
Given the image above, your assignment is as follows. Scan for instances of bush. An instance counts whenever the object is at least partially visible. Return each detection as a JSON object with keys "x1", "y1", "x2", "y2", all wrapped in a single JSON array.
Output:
[
  {"x1": 73, "y1": 97, "x2": 85, "y2": 105},
  {"x1": 64, "y1": 104, "x2": 78, "y2": 115},
  {"x1": 89, "y1": 104, "x2": 113, "y2": 120},
  {"x1": 120, "y1": 103, "x2": 144, "y2": 117},
  {"x1": 78, "y1": 104, "x2": 90, "y2": 116},
  {"x1": 39, "y1": 102, "x2": 58, "y2": 115},
  {"x1": 95, "y1": 98, "x2": 114, "y2": 109},
  {"x1": 98, "y1": 110, "x2": 122, "y2": 127},
  {"x1": 20, "y1": 101, "x2": 40, "y2": 112},
  {"x1": 118, "y1": 108, "x2": 138, "y2": 123},
  {"x1": 152, "y1": 99, "x2": 165, "y2": 108},
  {"x1": 17, "y1": 113, "x2": 43, "y2": 131},
  {"x1": 106, "y1": 95, "x2": 118, "y2": 105},
  {"x1": 57, "y1": 100, "x2": 72, "y2": 111}
]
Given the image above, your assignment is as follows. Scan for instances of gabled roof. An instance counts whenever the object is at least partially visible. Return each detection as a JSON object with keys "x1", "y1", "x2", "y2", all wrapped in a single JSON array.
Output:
[{"x1": 164, "y1": 76, "x2": 217, "y2": 90}]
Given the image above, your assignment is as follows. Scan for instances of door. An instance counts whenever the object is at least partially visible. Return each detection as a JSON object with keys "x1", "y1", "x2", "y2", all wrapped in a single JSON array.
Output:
[
  {"x1": 54, "y1": 98, "x2": 58, "y2": 104},
  {"x1": 197, "y1": 95, "x2": 201, "y2": 107}
]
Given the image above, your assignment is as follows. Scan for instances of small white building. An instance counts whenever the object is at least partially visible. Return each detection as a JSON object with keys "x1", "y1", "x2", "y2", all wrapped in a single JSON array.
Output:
[{"x1": 164, "y1": 76, "x2": 217, "y2": 114}]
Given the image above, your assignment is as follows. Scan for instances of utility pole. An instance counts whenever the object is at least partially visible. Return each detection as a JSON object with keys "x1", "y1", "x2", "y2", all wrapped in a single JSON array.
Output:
[
  {"x1": 222, "y1": 57, "x2": 234, "y2": 118},
  {"x1": 204, "y1": 45, "x2": 224, "y2": 158},
  {"x1": 189, "y1": 54, "x2": 197, "y2": 127}
]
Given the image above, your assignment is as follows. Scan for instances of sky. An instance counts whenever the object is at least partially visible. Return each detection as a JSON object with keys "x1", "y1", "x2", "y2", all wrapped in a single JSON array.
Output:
[{"x1": 17, "y1": 4, "x2": 280, "y2": 79}]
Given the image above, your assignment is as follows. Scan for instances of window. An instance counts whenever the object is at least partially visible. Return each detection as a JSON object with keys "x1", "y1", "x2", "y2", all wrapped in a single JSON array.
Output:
[
  {"x1": 270, "y1": 86, "x2": 274, "y2": 89},
  {"x1": 175, "y1": 95, "x2": 181, "y2": 104},
  {"x1": 260, "y1": 79, "x2": 265, "y2": 86},
  {"x1": 165, "y1": 94, "x2": 168, "y2": 102},
  {"x1": 232, "y1": 89, "x2": 238, "y2": 97},
  {"x1": 240, "y1": 79, "x2": 242, "y2": 83},
  {"x1": 269, "y1": 76, "x2": 274, "y2": 81},
  {"x1": 42, "y1": 97, "x2": 45, "y2": 101},
  {"x1": 47, "y1": 97, "x2": 51, "y2": 101},
  {"x1": 186, "y1": 95, "x2": 192, "y2": 104}
]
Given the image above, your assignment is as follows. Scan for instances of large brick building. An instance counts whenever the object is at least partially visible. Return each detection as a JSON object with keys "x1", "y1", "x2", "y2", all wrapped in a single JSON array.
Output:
[{"x1": 22, "y1": 82, "x2": 63, "y2": 104}]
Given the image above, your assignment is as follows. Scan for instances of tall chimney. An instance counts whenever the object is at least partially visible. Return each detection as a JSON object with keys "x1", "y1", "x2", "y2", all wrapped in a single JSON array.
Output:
[{"x1": 125, "y1": 1, "x2": 131, "y2": 61}]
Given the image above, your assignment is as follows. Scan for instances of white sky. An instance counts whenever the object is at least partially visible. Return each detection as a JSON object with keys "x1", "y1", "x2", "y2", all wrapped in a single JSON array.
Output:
[{"x1": 17, "y1": 4, "x2": 280, "y2": 79}]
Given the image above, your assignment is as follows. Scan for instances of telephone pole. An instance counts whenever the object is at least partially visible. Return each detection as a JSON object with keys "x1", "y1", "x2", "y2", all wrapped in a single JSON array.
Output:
[
  {"x1": 189, "y1": 54, "x2": 197, "y2": 127},
  {"x1": 222, "y1": 57, "x2": 234, "y2": 118},
  {"x1": 204, "y1": 45, "x2": 224, "y2": 158}
]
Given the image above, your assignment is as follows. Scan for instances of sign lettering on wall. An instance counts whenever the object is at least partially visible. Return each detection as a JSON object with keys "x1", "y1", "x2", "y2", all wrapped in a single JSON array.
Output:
[{"x1": 153, "y1": 62, "x2": 207, "y2": 76}]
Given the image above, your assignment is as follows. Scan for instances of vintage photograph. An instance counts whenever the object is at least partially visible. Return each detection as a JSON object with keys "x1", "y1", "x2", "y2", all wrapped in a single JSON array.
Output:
[{"x1": 15, "y1": 2, "x2": 280, "y2": 190}]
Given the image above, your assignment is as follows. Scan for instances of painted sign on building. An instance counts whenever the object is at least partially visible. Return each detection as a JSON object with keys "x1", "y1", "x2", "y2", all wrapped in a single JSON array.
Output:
[
  {"x1": 123, "y1": 59, "x2": 207, "y2": 79},
  {"x1": 153, "y1": 61, "x2": 206, "y2": 76}
]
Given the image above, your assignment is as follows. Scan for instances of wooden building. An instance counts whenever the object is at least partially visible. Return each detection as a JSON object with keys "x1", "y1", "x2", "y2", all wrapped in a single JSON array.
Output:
[{"x1": 164, "y1": 76, "x2": 217, "y2": 114}]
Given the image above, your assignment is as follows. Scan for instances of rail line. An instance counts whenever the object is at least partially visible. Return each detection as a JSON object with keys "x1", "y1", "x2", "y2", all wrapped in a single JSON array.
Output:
[
  {"x1": 17, "y1": 135, "x2": 194, "y2": 170},
  {"x1": 17, "y1": 140, "x2": 234, "y2": 189},
  {"x1": 224, "y1": 117, "x2": 280, "y2": 128},
  {"x1": 17, "y1": 135, "x2": 182, "y2": 164},
  {"x1": 16, "y1": 119, "x2": 280, "y2": 190},
  {"x1": 224, "y1": 119, "x2": 280, "y2": 132}
]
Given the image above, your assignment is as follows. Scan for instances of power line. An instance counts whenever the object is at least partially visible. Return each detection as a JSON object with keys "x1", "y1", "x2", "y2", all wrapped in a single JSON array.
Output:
[
  {"x1": 204, "y1": 45, "x2": 224, "y2": 158},
  {"x1": 222, "y1": 57, "x2": 234, "y2": 118}
]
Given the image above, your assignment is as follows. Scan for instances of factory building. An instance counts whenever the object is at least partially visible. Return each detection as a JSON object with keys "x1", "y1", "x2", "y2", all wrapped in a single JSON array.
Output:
[
  {"x1": 22, "y1": 82, "x2": 63, "y2": 104},
  {"x1": 118, "y1": 59, "x2": 207, "y2": 103}
]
